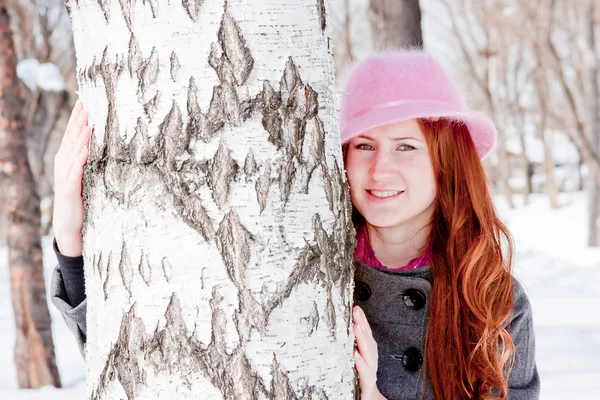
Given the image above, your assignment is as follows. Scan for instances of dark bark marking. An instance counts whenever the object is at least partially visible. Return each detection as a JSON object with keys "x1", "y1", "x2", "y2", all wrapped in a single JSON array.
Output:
[
  {"x1": 300, "y1": 301, "x2": 319, "y2": 336},
  {"x1": 137, "y1": 47, "x2": 159, "y2": 99},
  {"x1": 255, "y1": 162, "x2": 271, "y2": 214},
  {"x1": 325, "y1": 295, "x2": 336, "y2": 337},
  {"x1": 103, "y1": 161, "x2": 127, "y2": 204},
  {"x1": 92, "y1": 253, "x2": 97, "y2": 276},
  {"x1": 156, "y1": 159, "x2": 215, "y2": 243},
  {"x1": 322, "y1": 163, "x2": 333, "y2": 213},
  {"x1": 281, "y1": 57, "x2": 302, "y2": 116},
  {"x1": 142, "y1": 0, "x2": 158, "y2": 18},
  {"x1": 91, "y1": 303, "x2": 145, "y2": 400},
  {"x1": 271, "y1": 354, "x2": 297, "y2": 399},
  {"x1": 170, "y1": 51, "x2": 180, "y2": 81},
  {"x1": 206, "y1": 82, "x2": 240, "y2": 128},
  {"x1": 186, "y1": 77, "x2": 212, "y2": 142},
  {"x1": 204, "y1": 84, "x2": 226, "y2": 134},
  {"x1": 161, "y1": 257, "x2": 172, "y2": 283},
  {"x1": 243, "y1": 150, "x2": 257, "y2": 180},
  {"x1": 98, "y1": 48, "x2": 128, "y2": 165},
  {"x1": 317, "y1": 0, "x2": 326, "y2": 32},
  {"x1": 271, "y1": 354, "x2": 329, "y2": 399},
  {"x1": 118, "y1": 0, "x2": 133, "y2": 30},
  {"x1": 279, "y1": 158, "x2": 296, "y2": 204},
  {"x1": 96, "y1": 0, "x2": 110, "y2": 23},
  {"x1": 207, "y1": 142, "x2": 238, "y2": 207},
  {"x1": 259, "y1": 81, "x2": 283, "y2": 150},
  {"x1": 218, "y1": 10, "x2": 254, "y2": 85},
  {"x1": 143, "y1": 91, "x2": 161, "y2": 122},
  {"x1": 304, "y1": 117, "x2": 326, "y2": 194},
  {"x1": 215, "y1": 210, "x2": 252, "y2": 288},
  {"x1": 304, "y1": 84, "x2": 319, "y2": 120},
  {"x1": 118, "y1": 242, "x2": 133, "y2": 300},
  {"x1": 156, "y1": 100, "x2": 186, "y2": 171},
  {"x1": 181, "y1": 0, "x2": 204, "y2": 22},
  {"x1": 138, "y1": 251, "x2": 152, "y2": 286},
  {"x1": 221, "y1": 82, "x2": 242, "y2": 125},
  {"x1": 97, "y1": 252, "x2": 103, "y2": 280},
  {"x1": 129, "y1": 118, "x2": 158, "y2": 165},
  {"x1": 102, "y1": 251, "x2": 112, "y2": 300},
  {"x1": 127, "y1": 35, "x2": 142, "y2": 79}
]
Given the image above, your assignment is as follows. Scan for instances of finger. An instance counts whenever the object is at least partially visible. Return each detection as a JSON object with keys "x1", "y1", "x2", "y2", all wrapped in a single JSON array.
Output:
[
  {"x1": 66, "y1": 109, "x2": 89, "y2": 144},
  {"x1": 64, "y1": 100, "x2": 83, "y2": 136},
  {"x1": 67, "y1": 146, "x2": 88, "y2": 191},
  {"x1": 354, "y1": 350, "x2": 376, "y2": 391},
  {"x1": 354, "y1": 322, "x2": 377, "y2": 371},
  {"x1": 70, "y1": 126, "x2": 91, "y2": 160},
  {"x1": 355, "y1": 306, "x2": 373, "y2": 337}
]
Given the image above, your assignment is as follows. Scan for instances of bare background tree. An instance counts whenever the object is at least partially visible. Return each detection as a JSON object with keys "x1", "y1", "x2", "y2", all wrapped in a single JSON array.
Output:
[
  {"x1": 0, "y1": 0, "x2": 61, "y2": 388},
  {"x1": 0, "y1": 0, "x2": 75, "y2": 243},
  {"x1": 369, "y1": 0, "x2": 423, "y2": 49}
]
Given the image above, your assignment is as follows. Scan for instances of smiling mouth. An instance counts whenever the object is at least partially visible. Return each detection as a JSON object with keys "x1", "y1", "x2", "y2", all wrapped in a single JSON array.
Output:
[{"x1": 367, "y1": 190, "x2": 403, "y2": 199}]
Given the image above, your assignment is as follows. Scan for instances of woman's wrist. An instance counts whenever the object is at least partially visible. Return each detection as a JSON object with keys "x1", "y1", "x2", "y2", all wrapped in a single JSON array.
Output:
[{"x1": 55, "y1": 234, "x2": 82, "y2": 257}]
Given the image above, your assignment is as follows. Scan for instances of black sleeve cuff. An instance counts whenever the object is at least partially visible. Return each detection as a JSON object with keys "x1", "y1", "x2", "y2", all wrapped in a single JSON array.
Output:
[
  {"x1": 53, "y1": 237, "x2": 86, "y2": 307},
  {"x1": 53, "y1": 238, "x2": 84, "y2": 270}
]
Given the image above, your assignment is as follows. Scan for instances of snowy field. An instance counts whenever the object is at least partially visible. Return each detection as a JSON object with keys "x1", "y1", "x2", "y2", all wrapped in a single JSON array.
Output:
[{"x1": 1, "y1": 192, "x2": 599, "y2": 399}]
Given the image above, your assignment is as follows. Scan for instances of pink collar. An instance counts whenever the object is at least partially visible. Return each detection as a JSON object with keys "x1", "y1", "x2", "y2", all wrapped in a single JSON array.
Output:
[{"x1": 354, "y1": 224, "x2": 431, "y2": 271}]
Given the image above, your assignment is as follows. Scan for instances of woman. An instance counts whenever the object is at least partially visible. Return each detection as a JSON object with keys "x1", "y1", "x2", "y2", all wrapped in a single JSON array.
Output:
[{"x1": 51, "y1": 51, "x2": 539, "y2": 399}]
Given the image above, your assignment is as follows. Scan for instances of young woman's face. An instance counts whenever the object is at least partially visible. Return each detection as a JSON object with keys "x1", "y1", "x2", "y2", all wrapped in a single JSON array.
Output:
[{"x1": 345, "y1": 119, "x2": 437, "y2": 229}]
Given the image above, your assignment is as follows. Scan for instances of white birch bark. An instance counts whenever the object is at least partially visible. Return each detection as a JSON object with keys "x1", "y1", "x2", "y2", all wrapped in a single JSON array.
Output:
[{"x1": 66, "y1": 0, "x2": 356, "y2": 398}]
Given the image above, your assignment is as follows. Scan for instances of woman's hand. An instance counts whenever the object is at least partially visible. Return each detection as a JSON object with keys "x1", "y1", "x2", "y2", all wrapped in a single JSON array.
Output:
[
  {"x1": 52, "y1": 100, "x2": 91, "y2": 257},
  {"x1": 353, "y1": 305, "x2": 386, "y2": 400}
]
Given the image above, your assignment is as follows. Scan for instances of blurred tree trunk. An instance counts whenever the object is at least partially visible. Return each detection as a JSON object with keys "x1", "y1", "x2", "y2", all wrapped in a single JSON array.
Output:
[
  {"x1": 0, "y1": 0, "x2": 61, "y2": 389},
  {"x1": 514, "y1": 111, "x2": 531, "y2": 204},
  {"x1": 369, "y1": 0, "x2": 423, "y2": 49},
  {"x1": 584, "y1": 0, "x2": 600, "y2": 246},
  {"x1": 67, "y1": 0, "x2": 356, "y2": 398},
  {"x1": 542, "y1": 128, "x2": 559, "y2": 208},
  {"x1": 533, "y1": 58, "x2": 560, "y2": 208}
]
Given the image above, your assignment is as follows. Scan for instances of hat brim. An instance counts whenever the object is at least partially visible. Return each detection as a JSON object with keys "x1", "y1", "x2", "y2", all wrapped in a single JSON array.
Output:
[{"x1": 341, "y1": 101, "x2": 497, "y2": 159}]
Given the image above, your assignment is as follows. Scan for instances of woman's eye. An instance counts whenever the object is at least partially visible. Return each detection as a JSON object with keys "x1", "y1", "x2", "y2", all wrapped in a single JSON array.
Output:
[
  {"x1": 355, "y1": 143, "x2": 374, "y2": 150},
  {"x1": 398, "y1": 144, "x2": 416, "y2": 151}
]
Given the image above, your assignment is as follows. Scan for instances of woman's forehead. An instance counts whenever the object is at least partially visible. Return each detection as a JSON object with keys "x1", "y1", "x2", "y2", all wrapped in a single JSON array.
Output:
[{"x1": 354, "y1": 119, "x2": 424, "y2": 141}]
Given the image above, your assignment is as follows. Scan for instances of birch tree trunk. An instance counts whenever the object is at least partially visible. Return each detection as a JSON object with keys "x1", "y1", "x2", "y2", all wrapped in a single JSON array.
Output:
[
  {"x1": 67, "y1": 0, "x2": 356, "y2": 398},
  {"x1": 0, "y1": 0, "x2": 61, "y2": 388},
  {"x1": 369, "y1": 0, "x2": 423, "y2": 49}
]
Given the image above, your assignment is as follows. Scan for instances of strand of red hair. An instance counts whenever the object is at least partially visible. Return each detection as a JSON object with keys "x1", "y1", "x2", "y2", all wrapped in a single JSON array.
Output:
[{"x1": 418, "y1": 118, "x2": 515, "y2": 399}]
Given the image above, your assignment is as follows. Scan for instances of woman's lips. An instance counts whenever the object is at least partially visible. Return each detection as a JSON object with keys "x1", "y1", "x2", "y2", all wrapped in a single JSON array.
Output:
[{"x1": 366, "y1": 189, "x2": 404, "y2": 202}]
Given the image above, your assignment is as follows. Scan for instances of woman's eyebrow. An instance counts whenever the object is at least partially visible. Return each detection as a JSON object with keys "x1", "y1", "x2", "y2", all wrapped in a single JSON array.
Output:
[
  {"x1": 356, "y1": 135, "x2": 420, "y2": 141},
  {"x1": 390, "y1": 136, "x2": 419, "y2": 141}
]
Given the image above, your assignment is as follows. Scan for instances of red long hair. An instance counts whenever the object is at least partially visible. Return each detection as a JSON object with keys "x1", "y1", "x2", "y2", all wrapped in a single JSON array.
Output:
[{"x1": 419, "y1": 118, "x2": 515, "y2": 399}]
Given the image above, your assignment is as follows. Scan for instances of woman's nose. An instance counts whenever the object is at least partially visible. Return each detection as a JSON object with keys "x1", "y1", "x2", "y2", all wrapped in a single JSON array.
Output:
[{"x1": 369, "y1": 150, "x2": 395, "y2": 181}]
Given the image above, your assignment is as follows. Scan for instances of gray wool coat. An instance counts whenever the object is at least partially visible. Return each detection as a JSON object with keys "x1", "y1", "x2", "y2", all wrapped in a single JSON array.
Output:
[{"x1": 51, "y1": 258, "x2": 540, "y2": 399}]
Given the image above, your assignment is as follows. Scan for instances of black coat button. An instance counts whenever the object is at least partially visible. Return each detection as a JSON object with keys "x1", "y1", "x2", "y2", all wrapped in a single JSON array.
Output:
[
  {"x1": 402, "y1": 347, "x2": 423, "y2": 372},
  {"x1": 355, "y1": 281, "x2": 371, "y2": 302},
  {"x1": 403, "y1": 288, "x2": 426, "y2": 310}
]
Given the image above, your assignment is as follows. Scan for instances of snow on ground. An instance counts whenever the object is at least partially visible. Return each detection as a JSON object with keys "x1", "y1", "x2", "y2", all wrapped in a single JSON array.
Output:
[{"x1": 1, "y1": 191, "x2": 599, "y2": 399}]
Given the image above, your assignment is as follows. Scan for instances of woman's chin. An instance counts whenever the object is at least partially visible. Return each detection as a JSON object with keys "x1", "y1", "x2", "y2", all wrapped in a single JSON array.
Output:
[{"x1": 360, "y1": 213, "x2": 407, "y2": 229}]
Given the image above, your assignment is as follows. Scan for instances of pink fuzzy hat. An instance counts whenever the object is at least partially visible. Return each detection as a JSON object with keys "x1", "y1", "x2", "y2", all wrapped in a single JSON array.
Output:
[{"x1": 339, "y1": 51, "x2": 497, "y2": 159}]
